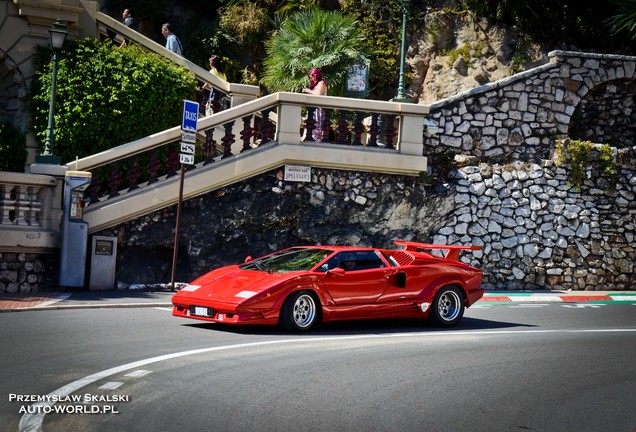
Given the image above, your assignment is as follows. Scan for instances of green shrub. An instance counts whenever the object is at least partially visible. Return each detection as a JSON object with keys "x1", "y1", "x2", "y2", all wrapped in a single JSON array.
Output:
[
  {"x1": 0, "y1": 122, "x2": 27, "y2": 172},
  {"x1": 555, "y1": 138, "x2": 619, "y2": 190},
  {"x1": 29, "y1": 38, "x2": 198, "y2": 164}
]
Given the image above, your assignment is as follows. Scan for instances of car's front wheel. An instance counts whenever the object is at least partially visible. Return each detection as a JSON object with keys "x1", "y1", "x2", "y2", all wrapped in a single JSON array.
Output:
[
  {"x1": 429, "y1": 285, "x2": 465, "y2": 327},
  {"x1": 279, "y1": 291, "x2": 319, "y2": 332}
]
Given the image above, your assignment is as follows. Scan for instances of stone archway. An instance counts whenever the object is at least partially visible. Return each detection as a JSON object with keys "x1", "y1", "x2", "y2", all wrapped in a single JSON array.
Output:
[
  {"x1": 569, "y1": 78, "x2": 636, "y2": 148},
  {"x1": 0, "y1": 48, "x2": 32, "y2": 168},
  {"x1": 0, "y1": 48, "x2": 29, "y2": 132}
]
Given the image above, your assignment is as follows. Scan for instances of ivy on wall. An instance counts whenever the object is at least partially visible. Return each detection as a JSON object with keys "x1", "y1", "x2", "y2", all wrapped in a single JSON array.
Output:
[{"x1": 555, "y1": 138, "x2": 619, "y2": 190}]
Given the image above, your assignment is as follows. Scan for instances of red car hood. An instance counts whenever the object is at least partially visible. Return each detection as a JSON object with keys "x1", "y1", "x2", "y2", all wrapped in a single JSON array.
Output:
[{"x1": 173, "y1": 265, "x2": 299, "y2": 305}]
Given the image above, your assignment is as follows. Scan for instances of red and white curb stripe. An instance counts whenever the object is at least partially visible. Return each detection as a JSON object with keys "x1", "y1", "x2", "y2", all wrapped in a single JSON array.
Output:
[{"x1": 478, "y1": 293, "x2": 636, "y2": 303}]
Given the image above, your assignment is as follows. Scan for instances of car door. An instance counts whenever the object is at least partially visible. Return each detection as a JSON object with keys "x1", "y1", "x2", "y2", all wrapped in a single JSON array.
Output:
[{"x1": 317, "y1": 250, "x2": 391, "y2": 305}]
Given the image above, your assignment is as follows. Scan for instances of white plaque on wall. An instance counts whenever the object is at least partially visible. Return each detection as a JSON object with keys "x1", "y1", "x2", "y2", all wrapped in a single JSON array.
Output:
[{"x1": 284, "y1": 165, "x2": 312, "y2": 182}]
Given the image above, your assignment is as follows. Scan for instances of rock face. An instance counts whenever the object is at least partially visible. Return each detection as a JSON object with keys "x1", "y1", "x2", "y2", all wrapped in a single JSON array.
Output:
[{"x1": 408, "y1": 12, "x2": 548, "y2": 104}]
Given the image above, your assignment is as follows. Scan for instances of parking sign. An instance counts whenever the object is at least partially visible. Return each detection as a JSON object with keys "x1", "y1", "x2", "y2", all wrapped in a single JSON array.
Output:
[{"x1": 181, "y1": 100, "x2": 199, "y2": 132}]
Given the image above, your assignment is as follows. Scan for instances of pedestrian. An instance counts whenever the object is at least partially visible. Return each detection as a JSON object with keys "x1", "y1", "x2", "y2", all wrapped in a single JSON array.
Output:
[
  {"x1": 122, "y1": 8, "x2": 139, "y2": 31},
  {"x1": 200, "y1": 55, "x2": 228, "y2": 115},
  {"x1": 120, "y1": 8, "x2": 138, "y2": 47},
  {"x1": 161, "y1": 23, "x2": 183, "y2": 56},
  {"x1": 301, "y1": 68, "x2": 328, "y2": 141}
]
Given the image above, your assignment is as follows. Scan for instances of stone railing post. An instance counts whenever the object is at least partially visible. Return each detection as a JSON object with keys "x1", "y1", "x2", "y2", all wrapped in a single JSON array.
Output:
[
  {"x1": 276, "y1": 103, "x2": 302, "y2": 145},
  {"x1": 29, "y1": 164, "x2": 67, "y2": 231},
  {"x1": 399, "y1": 114, "x2": 425, "y2": 156}
]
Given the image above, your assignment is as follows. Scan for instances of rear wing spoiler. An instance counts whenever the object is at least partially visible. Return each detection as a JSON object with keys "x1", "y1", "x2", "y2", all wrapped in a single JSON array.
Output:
[{"x1": 394, "y1": 240, "x2": 482, "y2": 261}]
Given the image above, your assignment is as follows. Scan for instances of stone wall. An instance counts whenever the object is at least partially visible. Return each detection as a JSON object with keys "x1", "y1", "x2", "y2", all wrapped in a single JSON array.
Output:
[
  {"x1": 97, "y1": 169, "x2": 438, "y2": 285},
  {"x1": 5, "y1": 151, "x2": 632, "y2": 293},
  {"x1": 423, "y1": 52, "x2": 636, "y2": 170},
  {"x1": 0, "y1": 252, "x2": 58, "y2": 293},
  {"x1": 436, "y1": 156, "x2": 635, "y2": 290},
  {"x1": 569, "y1": 78, "x2": 636, "y2": 148},
  {"x1": 96, "y1": 151, "x2": 635, "y2": 291}
]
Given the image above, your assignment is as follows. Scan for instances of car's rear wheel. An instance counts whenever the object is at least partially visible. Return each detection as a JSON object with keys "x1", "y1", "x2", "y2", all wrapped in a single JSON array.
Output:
[
  {"x1": 279, "y1": 291, "x2": 319, "y2": 332},
  {"x1": 429, "y1": 285, "x2": 465, "y2": 327}
]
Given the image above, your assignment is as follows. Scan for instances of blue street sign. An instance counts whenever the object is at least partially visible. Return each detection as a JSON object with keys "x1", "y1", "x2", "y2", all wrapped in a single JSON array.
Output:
[{"x1": 181, "y1": 100, "x2": 199, "y2": 132}]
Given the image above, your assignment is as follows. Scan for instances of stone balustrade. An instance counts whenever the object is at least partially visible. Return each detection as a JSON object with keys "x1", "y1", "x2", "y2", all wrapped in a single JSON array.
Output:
[
  {"x1": 0, "y1": 171, "x2": 60, "y2": 251},
  {"x1": 0, "y1": 171, "x2": 62, "y2": 293},
  {"x1": 69, "y1": 92, "x2": 429, "y2": 233}
]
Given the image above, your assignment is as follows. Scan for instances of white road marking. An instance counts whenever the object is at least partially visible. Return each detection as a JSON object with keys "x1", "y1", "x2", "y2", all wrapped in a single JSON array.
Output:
[
  {"x1": 98, "y1": 382, "x2": 124, "y2": 390},
  {"x1": 19, "y1": 328, "x2": 636, "y2": 432},
  {"x1": 510, "y1": 296, "x2": 563, "y2": 302},
  {"x1": 562, "y1": 304, "x2": 605, "y2": 308},
  {"x1": 125, "y1": 370, "x2": 153, "y2": 378},
  {"x1": 510, "y1": 304, "x2": 549, "y2": 308},
  {"x1": 610, "y1": 296, "x2": 636, "y2": 301}
]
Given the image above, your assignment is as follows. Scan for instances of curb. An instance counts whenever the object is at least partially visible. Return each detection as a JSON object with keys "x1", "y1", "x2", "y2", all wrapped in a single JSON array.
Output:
[
  {"x1": 1, "y1": 292, "x2": 635, "y2": 312},
  {"x1": 0, "y1": 302, "x2": 173, "y2": 313}
]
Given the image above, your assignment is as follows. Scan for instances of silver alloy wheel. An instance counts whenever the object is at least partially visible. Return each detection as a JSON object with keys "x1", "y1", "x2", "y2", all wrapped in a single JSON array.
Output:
[
  {"x1": 292, "y1": 293, "x2": 316, "y2": 328},
  {"x1": 437, "y1": 289, "x2": 461, "y2": 322}
]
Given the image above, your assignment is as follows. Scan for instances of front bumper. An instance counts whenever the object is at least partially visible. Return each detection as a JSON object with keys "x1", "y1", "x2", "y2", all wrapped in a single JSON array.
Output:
[{"x1": 172, "y1": 304, "x2": 278, "y2": 326}]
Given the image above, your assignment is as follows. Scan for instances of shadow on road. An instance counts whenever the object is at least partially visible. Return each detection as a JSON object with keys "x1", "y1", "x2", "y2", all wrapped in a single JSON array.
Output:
[{"x1": 182, "y1": 316, "x2": 535, "y2": 336}]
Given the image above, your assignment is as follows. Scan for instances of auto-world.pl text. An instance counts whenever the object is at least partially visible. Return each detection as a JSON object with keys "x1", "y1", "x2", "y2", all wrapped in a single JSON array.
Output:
[{"x1": 10, "y1": 393, "x2": 128, "y2": 414}]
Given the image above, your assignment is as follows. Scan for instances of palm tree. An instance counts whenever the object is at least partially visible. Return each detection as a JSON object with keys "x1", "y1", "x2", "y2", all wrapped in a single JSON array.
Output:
[
  {"x1": 606, "y1": 0, "x2": 636, "y2": 38},
  {"x1": 262, "y1": 8, "x2": 370, "y2": 95}
]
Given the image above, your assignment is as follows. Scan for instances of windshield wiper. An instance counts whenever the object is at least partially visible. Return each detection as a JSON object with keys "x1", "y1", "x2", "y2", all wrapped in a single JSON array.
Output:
[{"x1": 251, "y1": 260, "x2": 270, "y2": 273}]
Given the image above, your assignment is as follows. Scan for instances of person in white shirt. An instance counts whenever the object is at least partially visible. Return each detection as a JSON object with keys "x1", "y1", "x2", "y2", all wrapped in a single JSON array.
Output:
[{"x1": 161, "y1": 23, "x2": 183, "y2": 56}]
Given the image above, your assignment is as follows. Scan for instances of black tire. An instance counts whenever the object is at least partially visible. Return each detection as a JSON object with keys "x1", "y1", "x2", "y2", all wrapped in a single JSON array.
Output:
[
  {"x1": 429, "y1": 285, "x2": 465, "y2": 327},
  {"x1": 279, "y1": 291, "x2": 320, "y2": 332}
]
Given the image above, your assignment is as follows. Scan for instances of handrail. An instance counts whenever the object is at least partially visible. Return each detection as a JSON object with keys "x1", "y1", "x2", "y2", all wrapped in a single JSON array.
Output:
[
  {"x1": 66, "y1": 93, "x2": 281, "y2": 172},
  {"x1": 84, "y1": 9, "x2": 260, "y2": 105},
  {"x1": 67, "y1": 92, "x2": 430, "y2": 172},
  {"x1": 69, "y1": 91, "x2": 430, "y2": 231}
]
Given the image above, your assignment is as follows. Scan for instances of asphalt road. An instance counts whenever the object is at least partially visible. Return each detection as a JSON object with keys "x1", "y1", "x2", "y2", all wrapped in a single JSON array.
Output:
[{"x1": 1, "y1": 303, "x2": 635, "y2": 432}]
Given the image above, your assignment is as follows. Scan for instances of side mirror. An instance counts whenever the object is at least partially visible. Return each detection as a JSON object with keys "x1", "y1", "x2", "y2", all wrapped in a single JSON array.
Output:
[
  {"x1": 327, "y1": 267, "x2": 346, "y2": 276},
  {"x1": 244, "y1": 256, "x2": 252, "y2": 263}
]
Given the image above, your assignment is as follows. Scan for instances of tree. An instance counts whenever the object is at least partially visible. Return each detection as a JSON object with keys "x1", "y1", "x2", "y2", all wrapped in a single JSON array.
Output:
[
  {"x1": 606, "y1": 0, "x2": 636, "y2": 39},
  {"x1": 461, "y1": 0, "x2": 629, "y2": 52},
  {"x1": 261, "y1": 8, "x2": 370, "y2": 94},
  {"x1": 29, "y1": 38, "x2": 198, "y2": 164}
]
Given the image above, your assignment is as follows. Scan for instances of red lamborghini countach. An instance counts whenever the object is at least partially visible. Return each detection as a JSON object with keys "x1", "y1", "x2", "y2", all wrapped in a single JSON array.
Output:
[{"x1": 172, "y1": 240, "x2": 484, "y2": 332}]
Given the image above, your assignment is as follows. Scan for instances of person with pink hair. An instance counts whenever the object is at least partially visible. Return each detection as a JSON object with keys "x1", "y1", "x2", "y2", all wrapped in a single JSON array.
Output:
[{"x1": 302, "y1": 68, "x2": 328, "y2": 141}]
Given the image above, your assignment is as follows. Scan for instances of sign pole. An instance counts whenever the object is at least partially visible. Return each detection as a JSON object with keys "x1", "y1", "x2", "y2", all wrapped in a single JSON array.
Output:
[
  {"x1": 170, "y1": 100, "x2": 199, "y2": 291},
  {"x1": 170, "y1": 164, "x2": 185, "y2": 291}
]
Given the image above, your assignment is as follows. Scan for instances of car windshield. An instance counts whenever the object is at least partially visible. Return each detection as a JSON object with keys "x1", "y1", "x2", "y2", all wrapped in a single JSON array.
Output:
[{"x1": 240, "y1": 248, "x2": 334, "y2": 273}]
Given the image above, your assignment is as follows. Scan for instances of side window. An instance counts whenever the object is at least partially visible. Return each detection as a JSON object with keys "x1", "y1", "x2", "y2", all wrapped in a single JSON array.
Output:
[
  {"x1": 316, "y1": 255, "x2": 340, "y2": 272},
  {"x1": 338, "y1": 251, "x2": 386, "y2": 271},
  {"x1": 316, "y1": 251, "x2": 387, "y2": 272}
]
